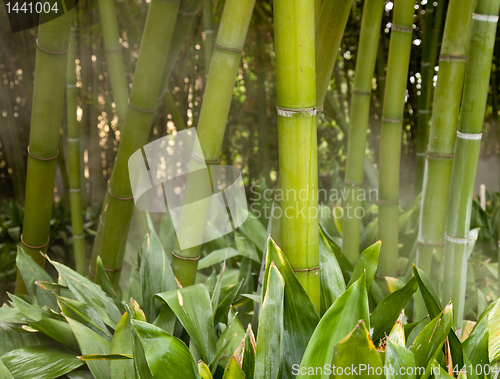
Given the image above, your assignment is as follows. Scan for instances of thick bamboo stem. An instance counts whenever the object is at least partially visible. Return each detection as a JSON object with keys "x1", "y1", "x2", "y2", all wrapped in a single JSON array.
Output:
[
  {"x1": 15, "y1": 10, "x2": 74, "y2": 294},
  {"x1": 342, "y1": 0, "x2": 385, "y2": 264},
  {"x1": 66, "y1": 27, "x2": 87, "y2": 274},
  {"x1": 273, "y1": 0, "x2": 319, "y2": 312},
  {"x1": 443, "y1": 0, "x2": 499, "y2": 328},
  {"x1": 416, "y1": 0, "x2": 476, "y2": 282},
  {"x1": 90, "y1": 0, "x2": 181, "y2": 285},
  {"x1": 171, "y1": 0, "x2": 256, "y2": 287},
  {"x1": 378, "y1": 0, "x2": 416, "y2": 277}
]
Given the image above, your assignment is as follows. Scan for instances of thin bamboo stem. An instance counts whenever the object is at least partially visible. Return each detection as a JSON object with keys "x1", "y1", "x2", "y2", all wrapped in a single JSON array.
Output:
[
  {"x1": 203, "y1": 0, "x2": 215, "y2": 75},
  {"x1": 163, "y1": 91, "x2": 187, "y2": 131},
  {"x1": 116, "y1": 0, "x2": 142, "y2": 46},
  {"x1": 378, "y1": 0, "x2": 416, "y2": 277},
  {"x1": 14, "y1": 10, "x2": 74, "y2": 294},
  {"x1": 171, "y1": 0, "x2": 256, "y2": 287},
  {"x1": 274, "y1": 0, "x2": 319, "y2": 312},
  {"x1": 342, "y1": 0, "x2": 385, "y2": 264},
  {"x1": 66, "y1": 27, "x2": 87, "y2": 275},
  {"x1": 443, "y1": 0, "x2": 499, "y2": 328},
  {"x1": 416, "y1": 0, "x2": 476, "y2": 282},
  {"x1": 90, "y1": 0, "x2": 181, "y2": 285}
]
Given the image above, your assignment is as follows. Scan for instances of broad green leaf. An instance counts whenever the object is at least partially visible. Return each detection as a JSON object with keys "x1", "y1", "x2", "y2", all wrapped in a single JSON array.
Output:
[
  {"x1": 330, "y1": 321, "x2": 384, "y2": 379},
  {"x1": 16, "y1": 247, "x2": 57, "y2": 308},
  {"x1": 223, "y1": 357, "x2": 245, "y2": 379},
  {"x1": 214, "y1": 281, "x2": 244, "y2": 325},
  {"x1": 410, "y1": 304, "x2": 453, "y2": 379},
  {"x1": 242, "y1": 325, "x2": 256, "y2": 379},
  {"x1": 412, "y1": 266, "x2": 464, "y2": 367},
  {"x1": 319, "y1": 228, "x2": 354, "y2": 274},
  {"x1": 298, "y1": 275, "x2": 369, "y2": 379},
  {"x1": 486, "y1": 298, "x2": 500, "y2": 363},
  {"x1": 139, "y1": 231, "x2": 177, "y2": 323},
  {"x1": 155, "y1": 284, "x2": 216, "y2": 364},
  {"x1": 0, "y1": 359, "x2": 13, "y2": 379},
  {"x1": 386, "y1": 338, "x2": 416, "y2": 379},
  {"x1": 215, "y1": 310, "x2": 245, "y2": 369},
  {"x1": 110, "y1": 311, "x2": 137, "y2": 379},
  {"x1": 8, "y1": 294, "x2": 44, "y2": 321},
  {"x1": 255, "y1": 263, "x2": 284, "y2": 379},
  {"x1": 152, "y1": 304, "x2": 176, "y2": 335},
  {"x1": 319, "y1": 229, "x2": 345, "y2": 315},
  {"x1": 262, "y1": 238, "x2": 319, "y2": 378},
  {"x1": 431, "y1": 361, "x2": 454, "y2": 378},
  {"x1": 211, "y1": 262, "x2": 226, "y2": 321},
  {"x1": 132, "y1": 320, "x2": 201, "y2": 379},
  {"x1": 35, "y1": 281, "x2": 67, "y2": 291},
  {"x1": 370, "y1": 277, "x2": 418, "y2": 341},
  {"x1": 58, "y1": 297, "x2": 111, "y2": 340},
  {"x1": 95, "y1": 256, "x2": 125, "y2": 313},
  {"x1": 1, "y1": 346, "x2": 84, "y2": 379},
  {"x1": 48, "y1": 257, "x2": 121, "y2": 327},
  {"x1": 29, "y1": 318, "x2": 79, "y2": 351},
  {"x1": 199, "y1": 361, "x2": 213, "y2": 379},
  {"x1": 347, "y1": 241, "x2": 381, "y2": 291},
  {"x1": 238, "y1": 212, "x2": 267, "y2": 253},
  {"x1": 198, "y1": 248, "x2": 244, "y2": 270},
  {"x1": 66, "y1": 317, "x2": 111, "y2": 379},
  {"x1": 0, "y1": 303, "x2": 27, "y2": 324},
  {"x1": 78, "y1": 354, "x2": 133, "y2": 360},
  {"x1": 463, "y1": 316, "x2": 488, "y2": 379},
  {"x1": 66, "y1": 371, "x2": 94, "y2": 379}
]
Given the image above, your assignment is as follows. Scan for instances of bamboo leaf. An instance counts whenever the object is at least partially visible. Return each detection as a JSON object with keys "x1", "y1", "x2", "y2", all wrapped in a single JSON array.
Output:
[
  {"x1": 110, "y1": 311, "x2": 137, "y2": 379},
  {"x1": 330, "y1": 321, "x2": 384, "y2": 379},
  {"x1": 66, "y1": 317, "x2": 112, "y2": 378},
  {"x1": 35, "y1": 281, "x2": 67, "y2": 291},
  {"x1": 199, "y1": 361, "x2": 213, "y2": 379},
  {"x1": 214, "y1": 281, "x2": 244, "y2": 325},
  {"x1": 347, "y1": 240, "x2": 381, "y2": 291},
  {"x1": 238, "y1": 213, "x2": 267, "y2": 253},
  {"x1": 155, "y1": 284, "x2": 216, "y2": 364},
  {"x1": 95, "y1": 256, "x2": 125, "y2": 313},
  {"x1": 298, "y1": 275, "x2": 369, "y2": 379},
  {"x1": 409, "y1": 304, "x2": 453, "y2": 378},
  {"x1": 319, "y1": 229, "x2": 345, "y2": 314},
  {"x1": 58, "y1": 296, "x2": 111, "y2": 340},
  {"x1": 242, "y1": 325, "x2": 256, "y2": 379},
  {"x1": 223, "y1": 357, "x2": 245, "y2": 379},
  {"x1": 370, "y1": 276, "x2": 418, "y2": 341},
  {"x1": 255, "y1": 263, "x2": 284, "y2": 379},
  {"x1": 463, "y1": 316, "x2": 488, "y2": 379},
  {"x1": 132, "y1": 320, "x2": 201, "y2": 379},
  {"x1": 198, "y1": 248, "x2": 244, "y2": 270},
  {"x1": 386, "y1": 339, "x2": 416, "y2": 379},
  {"x1": 48, "y1": 257, "x2": 121, "y2": 327},
  {"x1": 0, "y1": 359, "x2": 13, "y2": 379},
  {"x1": 0, "y1": 346, "x2": 84, "y2": 379},
  {"x1": 16, "y1": 248, "x2": 57, "y2": 308},
  {"x1": 215, "y1": 310, "x2": 245, "y2": 369},
  {"x1": 28, "y1": 318, "x2": 79, "y2": 351},
  {"x1": 486, "y1": 298, "x2": 500, "y2": 363},
  {"x1": 78, "y1": 354, "x2": 133, "y2": 360},
  {"x1": 8, "y1": 294, "x2": 44, "y2": 321}
]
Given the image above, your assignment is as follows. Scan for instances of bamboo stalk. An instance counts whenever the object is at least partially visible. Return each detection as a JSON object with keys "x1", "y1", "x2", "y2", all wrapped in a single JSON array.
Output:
[
  {"x1": 273, "y1": 0, "x2": 319, "y2": 311},
  {"x1": 416, "y1": 0, "x2": 476, "y2": 282},
  {"x1": 203, "y1": 0, "x2": 215, "y2": 75},
  {"x1": 315, "y1": 0, "x2": 352, "y2": 108},
  {"x1": 171, "y1": 0, "x2": 256, "y2": 287},
  {"x1": 66, "y1": 27, "x2": 87, "y2": 275},
  {"x1": 98, "y1": 0, "x2": 130, "y2": 127},
  {"x1": 90, "y1": 0, "x2": 181, "y2": 285},
  {"x1": 442, "y1": 0, "x2": 499, "y2": 328},
  {"x1": 162, "y1": 91, "x2": 187, "y2": 131},
  {"x1": 116, "y1": 0, "x2": 142, "y2": 46},
  {"x1": 377, "y1": 0, "x2": 416, "y2": 277},
  {"x1": 14, "y1": 10, "x2": 74, "y2": 294},
  {"x1": 342, "y1": 0, "x2": 385, "y2": 265}
]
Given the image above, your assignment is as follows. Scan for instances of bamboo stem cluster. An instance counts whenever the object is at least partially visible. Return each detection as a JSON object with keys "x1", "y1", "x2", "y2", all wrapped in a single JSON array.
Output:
[{"x1": 443, "y1": 0, "x2": 499, "y2": 328}]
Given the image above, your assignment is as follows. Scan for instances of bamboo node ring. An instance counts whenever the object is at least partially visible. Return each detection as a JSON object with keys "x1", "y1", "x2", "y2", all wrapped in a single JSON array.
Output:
[
  {"x1": 473, "y1": 13, "x2": 499, "y2": 22},
  {"x1": 416, "y1": 152, "x2": 426, "y2": 157},
  {"x1": 172, "y1": 251, "x2": 201, "y2": 261},
  {"x1": 377, "y1": 199, "x2": 399, "y2": 205},
  {"x1": 214, "y1": 43, "x2": 244, "y2": 53},
  {"x1": 27, "y1": 146, "x2": 59, "y2": 161},
  {"x1": 88, "y1": 263, "x2": 123, "y2": 276},
  {"x1": 292, "y1": 266, "x2": 320, "y2": 272},
  {"x1": 276, "y1": 106, "x2": 321, "y2": 118},
  {"x1": 381, "y1": 117, "x2": 403, "y2": 123},
  {"x1": 69, "y1": 188, "x2": 82, "y2": 193},
  {"x1": 439, "y1": 54, "x2": 467, "y2": 62},
  {"x1": 67, "y1": 138, "x2": 79, "y2": 142},
  {"x1": 66, "y1": 84, "x2": 77, "y2": 88},
  {"x1": 21, "y1": 234, "x2": 50, "y2": 250},
  {"x1": 391, "y1": 25, "x2": 413, "y2": 33},
  {"x1": 444, "y1": 234, "x2": 469, "y2": 244},
  {"x1": 417, "y1": 240, "x2": 444, "y2": 246},
  {"x1": 204, "y1": 29, "x2": 215, "y2": 34},
  {"x1": 127, "y1": 99, "x2": 157, "y2": 113},
  {"x1": 73, "y1": 234, "x2": 85, "y2": 240},
  {"x1": 108, "y1": 187, "x2": 134, "y2": 201},
  {"x1": 36, "y1": 39, "x2": 70, "y2": 55},
  {"x1": 179, "y1": 8, "x2": 198, "y2": 16},
  {"x1": 421, "y1": 62, "x2": 430, "y2": 67},
  {"x1": 456, "y1": 131, "x2": 482, "y2": 140},
  {"x1": 352, "y1": 90, "x2": 371, "y2": 96},
  {"x1": 418, "y1": 109, "x2": 430, "y2": 114},
  {"x1": 191, "y1": 152, "x2": 220, "y2": 164},
  {"x1": 426, "y1": 151, "x2": 454, "y2": 160}
]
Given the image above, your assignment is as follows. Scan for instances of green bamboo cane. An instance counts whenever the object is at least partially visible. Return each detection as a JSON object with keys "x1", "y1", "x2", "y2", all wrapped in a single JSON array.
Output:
[
  {"x1": 377, "y1": 0, "x2": 416, "y2": 277},
  {"x1": 315, "y1": 0, "x2": 353, "y2": 108},
  {"x1": 171, "y1": 0, "x2": 256, "y2": 287},
  {"x1": 415, "y1": 1, "x2": 435, "y2": 193},
  {"x1": 90, "y1": 0, "x2": 181, "y2": 285},
  {"x1": 203, "y1": 0, "x2": 215, "y2": 75},
  {"x1": 163, "y1": 90, "x2": 187, "y2": 131},
  {"x1": 376, "y1": 37, "x2": 387, "y2": 106},
  {"x1": 98, "y1": 0, "x2": 129, "y2": 127},
  {"x1": 315, "y1": 0, "x2": 323, "y2": 22},
  {"x1": 416, "y1": 0, "x2": 475, "y2": 281},
  {"x1": 442, "y1": 0, "x2": 499, "y2": 328},
  {"x1": 273, "y1": 0, "x2": 320, "y2": 312},
  {"x1": 14, "y1": 10, "x2": 74, "y2": 294},
  {"x1": 116, "y1": 0, "x2": 143, "y2": 46},
  {"x1": 158, "y1": 0, "x2": 202, "y2": 99},
  {"x1": 66, "y1": 26, "x2": 87, "y2": 275},
  {"x1": 341, "y1": 0, "x2": 385, "y2": 265}
]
